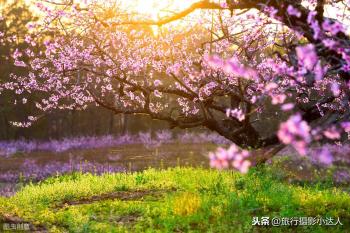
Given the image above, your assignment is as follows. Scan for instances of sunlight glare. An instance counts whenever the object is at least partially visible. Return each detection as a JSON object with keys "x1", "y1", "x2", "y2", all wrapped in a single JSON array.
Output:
[
  {"x1": 121, "y1": 0, "x2": 198, "y2": 36},
  {"x1": 124, "y1": 0, "x2": 197, "y2": 20}
]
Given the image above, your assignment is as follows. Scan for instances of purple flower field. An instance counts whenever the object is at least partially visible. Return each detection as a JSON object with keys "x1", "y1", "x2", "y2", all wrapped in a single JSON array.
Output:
[
  {"x1": 0, "y1": 158, "x2": 126, "y2": 183},
  {"x1": 0, "y1": 136, "x2": 218, "y2": 196},
  {"x1": 0, "y1": 130, "x2": 230, "y2": 157}
]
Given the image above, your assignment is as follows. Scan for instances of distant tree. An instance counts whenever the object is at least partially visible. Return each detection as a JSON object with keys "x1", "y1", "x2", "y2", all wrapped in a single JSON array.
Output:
[{"x1": 0, "y1": 0, "x2": 39, "y2": 139}]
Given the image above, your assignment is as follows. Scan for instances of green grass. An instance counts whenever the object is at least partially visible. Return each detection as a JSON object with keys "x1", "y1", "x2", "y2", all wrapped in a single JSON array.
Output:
[{"x1": 0, "y1": 167, "x2": 349, "y2": 233}]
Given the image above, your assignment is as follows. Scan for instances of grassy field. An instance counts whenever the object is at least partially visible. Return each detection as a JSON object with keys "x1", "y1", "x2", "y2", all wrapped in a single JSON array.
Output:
[{"x1": 0, "y1": 166, "x2": 349, "y2": 233}]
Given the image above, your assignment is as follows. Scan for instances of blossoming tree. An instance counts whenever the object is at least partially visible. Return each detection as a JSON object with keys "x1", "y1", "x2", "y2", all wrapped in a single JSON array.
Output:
[{"x1": 1, "y1": 0, "x2": 350, "y2": 172}]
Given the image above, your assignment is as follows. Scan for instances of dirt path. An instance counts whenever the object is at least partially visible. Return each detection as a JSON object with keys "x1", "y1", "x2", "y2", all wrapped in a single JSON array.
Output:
[{"x1": 55, "y1": 188, "x2": 176, "y2": 209}]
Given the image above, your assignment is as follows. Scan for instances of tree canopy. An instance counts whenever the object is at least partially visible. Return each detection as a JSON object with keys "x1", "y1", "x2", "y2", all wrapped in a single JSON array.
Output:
[{"x1": 1, "y1": 0, "x2": 350, "y2": 171}]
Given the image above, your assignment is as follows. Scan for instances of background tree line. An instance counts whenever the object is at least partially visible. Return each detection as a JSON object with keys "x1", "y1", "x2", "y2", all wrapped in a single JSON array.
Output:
[{"x1": 0, "y1": 0, "x2": 170, "y2": 140}]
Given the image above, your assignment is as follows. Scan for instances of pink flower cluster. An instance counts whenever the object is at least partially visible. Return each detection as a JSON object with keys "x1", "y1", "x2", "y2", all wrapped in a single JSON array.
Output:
[
  {"x1": 296, "y1": 44, "x2": 318, "y2": 70},
  {"x1": 205, "y1": 55, "x2": 257, "y2": 79},
  {"x1": 226, "y1": 108, "x2": 246, "y2": 122},
  {"x1": 287, "y1": 5, "x2": 301, "y2": 18},
  {"x1": 278, "y1": 114, "x2": 311, "y2": 155},
  {"x1": 209, "y1": 145, "x2": 251, "y2": 173},
  {"x1": 318, "y1": 147, "x2": 333, "y2": 165}
]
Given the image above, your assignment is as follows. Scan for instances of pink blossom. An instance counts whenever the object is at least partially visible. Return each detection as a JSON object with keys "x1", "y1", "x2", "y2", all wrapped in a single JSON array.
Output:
[
  {"x1": 204, "y1": 55, "x2": 224, "y2": 68},
  {"x1": 322, "y1": 39, "x2": 337, "y2": 50},
  {"x1": 318, "y1": 148, "x2": 333, "y2": 165},
  {"x1": 205, "y1": 55, "x2": 257, "y2": 79},
  {"x1": 209, "y1": 144, "x2": 251, "y2": 173},
  {"x1": 331, "y1": 83, "x2": 340, "y2": 97},
  {"x1": 307, "y1": 11, "x2": 322, "y2": 40},
  {"x1": 154, "y1": 79, "x2": 162, "y2": 87},
  {"x1": 296, "y1": 44, "x2": 318, "y2": 70},
  {"x1": 226, "y1": 108, "x2": 245, "y2": 122},
  {"x1": 278, "y1": 114, "x2": 311, "y2": 155},
  {"x1": 12, "y1": 49, "x2": 22, "y2": 59},
  {"x1": 14, "y1": 61, "x2": 27, "y2": 67},
  {"x1": 224, "y1": 57, "x2": 257, "y2": 79},
  {"x1": 105, "y1": 84, "x2": 113, "y2": 91},
  {"x1": 341, "y1": 122, "x2": 350, "y2": 133},
  {"x1": 28, "y1": 116, "x2": 37, "y2": 121},
  {"x1": 154, "y1": 90, "x2": 162, "y2": 98},
  {"x1": 314, "y1": 61, "x2": 326, "y2": 81},
  {"x1": 323, "y1": 127, "x2": 341, "y2": 140},
  {"x1": 281, "y1": 103, "x2": 294, "y2": 111},
  {"x1": 322, "y1": 20, "x2": 344, "y2": 35},
  {"x1": 220, "y1": 2, "x2": 228, "y2": 8},
  {"x1": 264, "y1": 6, "x2": 278, "y2": 19},
  {"x1": 271, "y1": 94, "x2": 286, "y2": 105},
  {"x1": 287, "y1": 5, "x2": 301, "y2": 18},
  {"x1": 209, "y1": 148, "x2": 230, "y2": 169},
  {"x1": 265, "y1": 82, "x2": 278, "y2": 91},
  {"x1": 233, "y1": 160, "x2": 251, "y2": 174}
]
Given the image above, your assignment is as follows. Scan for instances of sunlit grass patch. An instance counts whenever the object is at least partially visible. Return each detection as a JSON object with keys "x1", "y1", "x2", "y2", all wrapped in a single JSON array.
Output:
[
  {"x1": 0, "y1": 167, "x2": 349, "y2": 232},
  {"x1": 173, "y1": 192, "x2": 201, "y2": 216}
]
